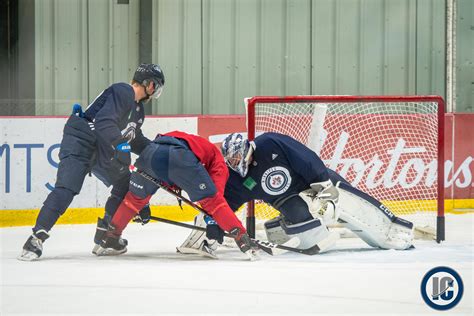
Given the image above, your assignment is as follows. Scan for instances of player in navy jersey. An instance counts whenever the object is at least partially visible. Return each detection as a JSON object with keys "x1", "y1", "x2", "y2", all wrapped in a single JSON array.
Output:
[
  {"x1": 216, "y1": 132, "x2": 414, "y2": 253},
  {"x1": 19, "y1": 63, "x2": 165, "y2": 261}
]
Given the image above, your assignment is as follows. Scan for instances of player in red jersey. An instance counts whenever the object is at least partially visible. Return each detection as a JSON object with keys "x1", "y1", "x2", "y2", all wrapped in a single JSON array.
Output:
[{"x1": 95, "y1": 131, "x2": 259, "y2": 260}]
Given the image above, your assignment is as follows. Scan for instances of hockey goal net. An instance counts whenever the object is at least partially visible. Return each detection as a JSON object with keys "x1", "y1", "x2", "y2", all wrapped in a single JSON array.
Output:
[{"x1": 243, "y1": 95, "x2": 445, "y2": 242}]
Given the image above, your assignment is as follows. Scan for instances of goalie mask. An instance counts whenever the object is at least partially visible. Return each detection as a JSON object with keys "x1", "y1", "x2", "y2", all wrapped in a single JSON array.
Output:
[{"x1": 221, "y1": 133, "x2": 253, "y2": 177}]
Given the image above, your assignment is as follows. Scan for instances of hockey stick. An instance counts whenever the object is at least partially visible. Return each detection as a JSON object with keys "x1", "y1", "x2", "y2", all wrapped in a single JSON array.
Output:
[
  {"x1": 147, "y1": 215, "x2": 317, "y2": 256},
  {"x1": 136, "y1": 170, "x2": 321, "y2": 256},
  {"x1": 146, "y1": 215, "x2": 319, "y2": 256}
]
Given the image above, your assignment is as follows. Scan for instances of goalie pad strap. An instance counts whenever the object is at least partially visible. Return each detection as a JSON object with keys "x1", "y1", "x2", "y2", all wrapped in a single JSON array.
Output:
[
  {"x1": 280, "y1": 218, "x2": 322, "y2": 235},
  {"x1": 264, "y1": 217, "x2": 337, "y2": 252},
  {"x1": 393, "y1": 217, "x2": 414, "y2": 229}
]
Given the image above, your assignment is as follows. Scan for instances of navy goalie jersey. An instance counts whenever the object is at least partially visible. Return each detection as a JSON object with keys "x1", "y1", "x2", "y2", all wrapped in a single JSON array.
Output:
[{"x1": 224, "y1": 132, "x2": 330, "y2": 211}]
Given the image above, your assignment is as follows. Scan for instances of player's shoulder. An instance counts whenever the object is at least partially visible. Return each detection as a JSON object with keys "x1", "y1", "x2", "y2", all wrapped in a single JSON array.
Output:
[
  {"x1": 256, "y1": 132, "x2": 294, "y2": 142},
  {"x1": 109, "y1": 83, "x2": 134, "y2": 99},
  {"x1": 168, "y1": 131, "x2": 209, "y2": 144},
  {"x1": 255, "y1": 132, "x2": 297, "y2": 148},
  {"x1": 226, "y1": 167, "x2": 242, "y2": 183}
]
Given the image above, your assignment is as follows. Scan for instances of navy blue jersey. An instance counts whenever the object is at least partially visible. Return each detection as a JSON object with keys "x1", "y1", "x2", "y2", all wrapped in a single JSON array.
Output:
[
  {"x1": 224, "y1": 132, "x2": 330, "y2": 211},
  {"x1": 84, "y1": 82, "x2": 150, "y2": 154}
]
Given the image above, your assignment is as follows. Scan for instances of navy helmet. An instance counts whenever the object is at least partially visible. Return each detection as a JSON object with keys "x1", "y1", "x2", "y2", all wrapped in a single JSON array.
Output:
[{"x1": 133, "y1": 63, "x2": 165, "y2": 99}]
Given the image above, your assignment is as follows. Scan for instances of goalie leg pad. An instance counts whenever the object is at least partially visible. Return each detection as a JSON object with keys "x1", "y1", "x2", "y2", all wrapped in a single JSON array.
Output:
[
  {"x1": 265, "y1": 217, "x2": 339, "y2": 253},
  {"x1": 336, "y1": 182, "x2": 414, "y2": 250},
  {"x1": 280, "y1": 218, "x2": 338, "y2": 252},
  {"x1": 264, "y1": 216, "x2": 292, "y2": 245},
  {"x1": 177, "y1": 213, "x2": 218, "y2": 259}
]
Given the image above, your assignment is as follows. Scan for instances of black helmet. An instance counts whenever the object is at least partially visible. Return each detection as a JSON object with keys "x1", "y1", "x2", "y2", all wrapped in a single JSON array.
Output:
[{"x1": 133, "y1": 63, "x2": 165, "y2": 99}]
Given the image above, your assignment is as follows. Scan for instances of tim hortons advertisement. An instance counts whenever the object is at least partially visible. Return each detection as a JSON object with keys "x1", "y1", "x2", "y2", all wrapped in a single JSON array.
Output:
[{"x1": 198, "y1": 114, "x2": 473, "y2": 204}]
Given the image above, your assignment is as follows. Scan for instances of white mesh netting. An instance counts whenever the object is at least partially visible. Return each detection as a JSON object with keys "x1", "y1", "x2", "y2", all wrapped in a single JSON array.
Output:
[{"x1": 241, "y1": 97, "x2": 442, "y2": 235}]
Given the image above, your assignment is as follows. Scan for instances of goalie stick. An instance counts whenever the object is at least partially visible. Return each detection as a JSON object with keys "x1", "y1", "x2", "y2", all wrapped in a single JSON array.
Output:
[{"x1": 136, "y1": 170, "x2": 321, "y2": 256}]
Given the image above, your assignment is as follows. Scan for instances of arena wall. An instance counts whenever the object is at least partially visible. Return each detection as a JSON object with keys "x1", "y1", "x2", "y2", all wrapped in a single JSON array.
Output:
[{"x1": 0, "y1": 114, "x2": 472, "y2": 227}]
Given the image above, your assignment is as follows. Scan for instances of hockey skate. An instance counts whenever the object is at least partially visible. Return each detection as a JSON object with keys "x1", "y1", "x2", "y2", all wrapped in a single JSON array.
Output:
[
  {"x1": 92, "y1": 218, "x2": 128, "y2": 256},
  {"x1": 18, "y1": 230, "x2": 50, "y2": 261}
]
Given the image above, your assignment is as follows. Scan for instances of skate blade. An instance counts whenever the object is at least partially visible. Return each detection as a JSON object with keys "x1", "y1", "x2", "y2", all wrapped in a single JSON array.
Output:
[
  {"x1": 94, "y1": 246, "x2": 127, "y2": 256},
  {"x1": 92, "y1": 244, "x2": 100, "y2": 255},
  {"x1": 271, "y1": 237, "x2": 301, "y2": 256},
  {"x1": 17, "y1": 250, "x2": 40, "y2": 261}
]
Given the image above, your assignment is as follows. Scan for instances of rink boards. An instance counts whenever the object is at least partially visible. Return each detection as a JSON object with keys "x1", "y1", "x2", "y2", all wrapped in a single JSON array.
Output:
[{"x1": 0, "y1": 115, "x2": 473, "y2": 227}]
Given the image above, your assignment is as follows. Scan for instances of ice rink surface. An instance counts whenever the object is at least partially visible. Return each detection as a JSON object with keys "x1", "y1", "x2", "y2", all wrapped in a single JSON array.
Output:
[{"x1": 1, "y1": 214, "x2": 473, "y2": 316}]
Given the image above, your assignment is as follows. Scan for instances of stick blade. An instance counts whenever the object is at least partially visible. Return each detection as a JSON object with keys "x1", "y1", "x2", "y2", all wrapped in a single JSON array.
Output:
[
  {"x1": 254, "y1": 241, "x2": 274, "y2": 255},
  {"x1": 270, "y1": 237, "x2": 300, "y2": 256}
]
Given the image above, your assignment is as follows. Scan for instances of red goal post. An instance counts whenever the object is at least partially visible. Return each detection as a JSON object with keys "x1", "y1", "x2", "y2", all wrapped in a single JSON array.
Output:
[{"x1": 245, "y1": 95, "x2": 445, "y2": 243}]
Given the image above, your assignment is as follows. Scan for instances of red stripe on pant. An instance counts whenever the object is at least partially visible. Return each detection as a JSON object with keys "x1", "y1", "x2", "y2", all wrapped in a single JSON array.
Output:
[{"x1": 111, "y1": 192, "x2": 151, "y2": 235}]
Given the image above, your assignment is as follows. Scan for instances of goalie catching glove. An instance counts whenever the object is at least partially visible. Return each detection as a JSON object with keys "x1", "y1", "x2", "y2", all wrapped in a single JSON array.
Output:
[{"x1": 300, "y1": 180, "x2": 340, "y2": 225}]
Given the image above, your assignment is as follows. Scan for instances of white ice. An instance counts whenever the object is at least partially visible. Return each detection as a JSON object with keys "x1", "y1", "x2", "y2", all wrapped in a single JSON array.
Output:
[{"x1": 1, "y1": 214, "x2": 473, "y2": 315}]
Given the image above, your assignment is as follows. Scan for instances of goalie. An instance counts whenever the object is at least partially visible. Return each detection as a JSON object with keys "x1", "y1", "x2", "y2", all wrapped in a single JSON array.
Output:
[{"x1": 180, "y1": 132, "x2": 414, "y2": 256}]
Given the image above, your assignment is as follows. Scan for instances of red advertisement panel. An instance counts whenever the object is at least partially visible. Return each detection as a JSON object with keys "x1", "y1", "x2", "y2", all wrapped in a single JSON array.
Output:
[
  {"x1": 198, "y1": 114, "x2": 474, "y2": 201},
  {"x1": 449, "y1": 114, "x2": 474, "y2": 199}
]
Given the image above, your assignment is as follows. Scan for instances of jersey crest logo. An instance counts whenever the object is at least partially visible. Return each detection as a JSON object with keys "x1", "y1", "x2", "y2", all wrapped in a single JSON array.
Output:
[
  {"x1": 272, "y1": 154, "x2": 278, "y2": 160},
  {"x1": 261, "y1": 166, "x2": 292, "y2": 195}
]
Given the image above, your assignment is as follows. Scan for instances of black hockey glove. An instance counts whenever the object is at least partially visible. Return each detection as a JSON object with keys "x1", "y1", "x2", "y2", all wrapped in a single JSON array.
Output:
[
  {"x1": 133, "y1": 204, "x2": 151, "y2": 225},
  {"x1": 229, "y1": 227, "x2": 259, "y2": 254},
  {"x1": 111, "y1": 138, "x2": 132, "y2": 171},
  {"x1": 204, "y1": 215, "x2": 224, "y2": 244}
]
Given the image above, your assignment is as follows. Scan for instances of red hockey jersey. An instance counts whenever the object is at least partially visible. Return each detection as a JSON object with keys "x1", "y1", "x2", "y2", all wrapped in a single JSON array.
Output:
[{"x1": 164, "y1": 131, "x2": 245, "y2": 233}]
